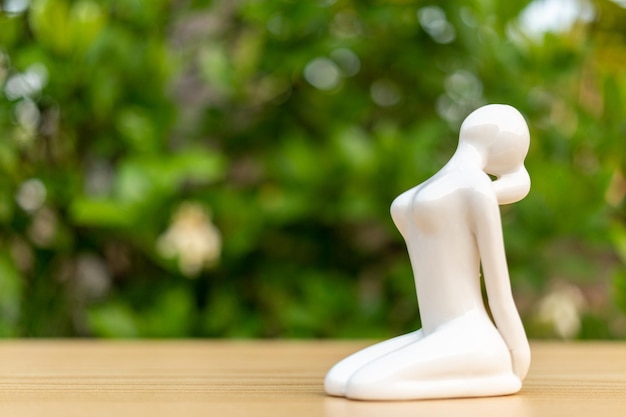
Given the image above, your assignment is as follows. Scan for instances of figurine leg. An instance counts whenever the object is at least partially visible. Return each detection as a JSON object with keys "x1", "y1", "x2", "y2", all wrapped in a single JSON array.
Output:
[
  {"x1": 344, "y1": 311, "x2": 520, "y2": 400},
  {"x1": 324, "y1": 330, "x2": 424, "y2": 397}
]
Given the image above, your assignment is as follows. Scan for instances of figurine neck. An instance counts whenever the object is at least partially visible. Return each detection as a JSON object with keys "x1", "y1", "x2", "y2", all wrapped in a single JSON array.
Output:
[{"x1": 446, "y1": 141, "x2": 486, "y2": 172}]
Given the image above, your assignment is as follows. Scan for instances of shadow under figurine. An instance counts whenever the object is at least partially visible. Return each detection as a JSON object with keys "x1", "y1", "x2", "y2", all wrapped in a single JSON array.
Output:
[{"x1": 325, "y1": 104, "x2": 532, "y2": 401}]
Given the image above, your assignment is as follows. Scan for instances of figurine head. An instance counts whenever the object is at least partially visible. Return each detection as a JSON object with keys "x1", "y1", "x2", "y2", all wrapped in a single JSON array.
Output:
[
  {"x1": 459, "y1": 104, "x2": 530, "y2": 176},
  {"x1": 459, "y1": 104, "x2": 531, "y2": 204}
]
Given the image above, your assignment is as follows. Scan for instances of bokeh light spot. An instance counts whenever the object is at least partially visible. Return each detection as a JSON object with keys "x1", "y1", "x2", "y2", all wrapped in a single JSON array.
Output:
[
  {"x1": 4, "y1": 63, "x2": 48, "y2": 100},
  {"x1": 2, "y1": 0, "x2": 30, "y2": 15},
  {"x1": 16, "y1": 178, "x2": 46, "y2": 213},
  {"x1": 418, "y1": 6, "x2": 456, "y2": 44},
  {"x1": 304, "y1": 58, "x2": 341, "y2": 91},
  {"x1": 331, "y1": 48, "x2": 361, "y2": 77},
  {"x1": 370, "y1": 79, "x2": 401, "y2": 107}
]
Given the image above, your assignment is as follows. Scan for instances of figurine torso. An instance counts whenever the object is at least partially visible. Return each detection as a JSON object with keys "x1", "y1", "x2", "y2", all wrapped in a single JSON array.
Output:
[{"x1": 390, "y1": 169, "x2": 495, "y2": 334}]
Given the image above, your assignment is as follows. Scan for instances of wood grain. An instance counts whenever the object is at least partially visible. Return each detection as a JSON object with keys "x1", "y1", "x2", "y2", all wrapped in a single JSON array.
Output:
[{"x1": 0, "y1": 341, "x2": 623, "y2": 416}]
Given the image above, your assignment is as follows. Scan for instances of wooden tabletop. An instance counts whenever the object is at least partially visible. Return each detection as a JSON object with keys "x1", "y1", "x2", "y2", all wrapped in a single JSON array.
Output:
[{"x1": 0, "y1": 340, "x2": 624, "y2": 416}]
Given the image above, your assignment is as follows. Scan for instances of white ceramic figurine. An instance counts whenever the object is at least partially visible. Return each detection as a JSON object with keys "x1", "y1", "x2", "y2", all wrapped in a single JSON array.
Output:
[{"x1": 325, "y1": 104, "x2": 531, "y2": 401}]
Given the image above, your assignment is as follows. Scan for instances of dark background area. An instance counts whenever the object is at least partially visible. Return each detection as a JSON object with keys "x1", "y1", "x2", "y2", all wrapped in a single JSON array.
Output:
[{"x1": 1, "y1": 0, "x2": 626, "y2": 339}]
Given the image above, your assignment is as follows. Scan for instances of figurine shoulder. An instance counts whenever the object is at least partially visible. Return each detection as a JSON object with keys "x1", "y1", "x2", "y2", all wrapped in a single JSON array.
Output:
[
  {"x1": 460, "y1": 171, "x2": 498, "y2": 204},
  {"x1": 453, "y1": 168, "x2": 491, "y2": 190}
]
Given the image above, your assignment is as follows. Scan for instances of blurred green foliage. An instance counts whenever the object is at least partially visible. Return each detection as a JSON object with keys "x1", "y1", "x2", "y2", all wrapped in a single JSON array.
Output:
[{"x1": 1, "y1": 0, "x2": 626, "y2": 339}]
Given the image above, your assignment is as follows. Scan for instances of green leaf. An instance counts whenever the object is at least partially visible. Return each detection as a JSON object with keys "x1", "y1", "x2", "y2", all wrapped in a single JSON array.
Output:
[
  {"x1": 70, "y1": 198, "x2": 136, "y2": 227},
  {"x1": 87, "y1": 302, "x2": 139, "y2": 338},
  {"x1": 199, "y1": 44, "x2": 232, "y2": 94},
  {"x1": 164, "y1": 149, "x2": 227, "y2": 185},
  {"x1": 69, "y1": 0, "x2": 107, "y2": 54},
  {"x1": 613, "y1": 269, "x2": 626, "y2": 317},
  {"x1": 29, "y1": 0, "x2": 72, "y2": 54},
  {"x1": 139, "y1": 287, "x2": 194, "y2": 337},
  {"x1": 116, "y1": 107, "x2": 159, "y2": 152},
  {"x1": 0, "y1": 253, "x2": 22, "y2": 336}
]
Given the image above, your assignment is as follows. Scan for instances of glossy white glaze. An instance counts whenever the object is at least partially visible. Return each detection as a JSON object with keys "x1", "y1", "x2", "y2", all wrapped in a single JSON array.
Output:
[{"x1": 325, "y1": 104, "x2": 531, "y2": 401}]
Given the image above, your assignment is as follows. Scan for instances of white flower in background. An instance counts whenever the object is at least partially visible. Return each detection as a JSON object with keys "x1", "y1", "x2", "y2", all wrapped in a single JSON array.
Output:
[
  {"x1": 28, "y1": 206, "x2": 58, "y2": 247},
  {"x1": 157, "y1": 202, "x2": 221, "y2": 277},
  {"x1": 15, "y1": 178, "x2": 46, "y2": 212},
  {"x1": 10, "y1": 238, "x2": 33, "y2": 273},
  {"x1": 75, "y1": 254, "x2": 111, "y2": 302},
  {"x1": 537, "y1": 284, "x2": 586, "y2": 339}
]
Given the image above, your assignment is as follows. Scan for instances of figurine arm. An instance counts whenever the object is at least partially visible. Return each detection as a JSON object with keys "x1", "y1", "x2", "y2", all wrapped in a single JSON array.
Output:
[
  {"x1": 472, "y1": 191, "x2": 531, "y2": 380},
  {"x1": 492, "y1": 167, "x2": 531, "y2": 205}
]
